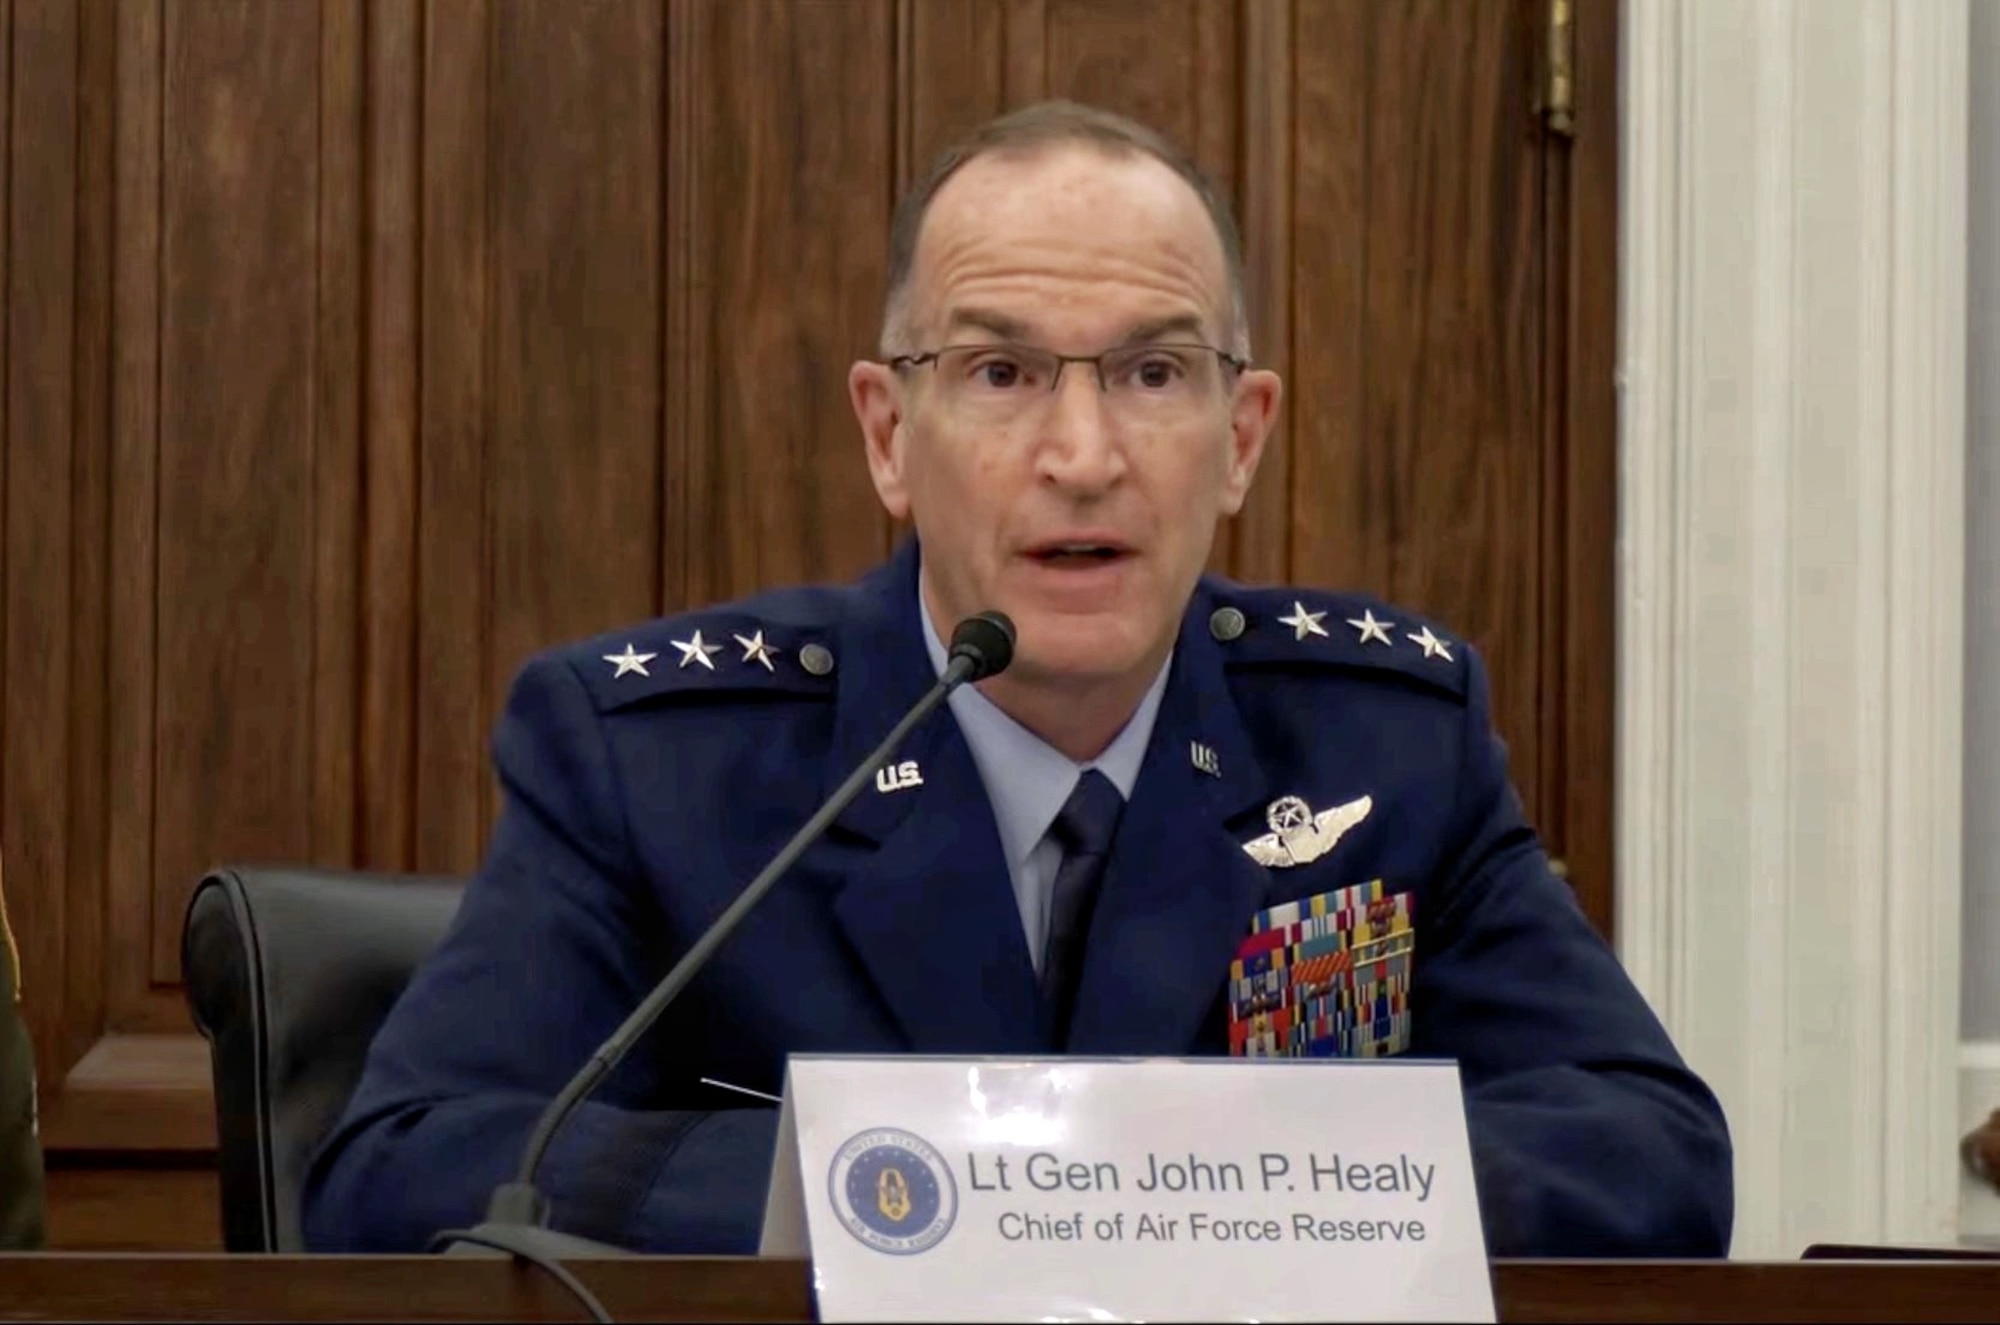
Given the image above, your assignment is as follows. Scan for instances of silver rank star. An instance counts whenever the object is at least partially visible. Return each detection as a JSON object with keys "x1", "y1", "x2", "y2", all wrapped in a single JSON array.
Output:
[
  {"x1": 603, "y1": 643, "x2": 656, "y2": 679},
  {"x1": 1277, "y1": 601, "x2": 1329, "y2": 641},
  {"x1": 671, "y1": 629, "x2": 722, "y2": 670},
  {"x1": 1408, "y1": 626, "x2": 1454, "y2": 661},
  {"x1": 1241, "y1": 794, "x2": 1374, "y2": 869},
  {"x1": 1347, "y1": 609, "x2": 1394, "y2": 647},
  {"x1": 734, "y1": 630, "x2": 782, "y2": 672}
]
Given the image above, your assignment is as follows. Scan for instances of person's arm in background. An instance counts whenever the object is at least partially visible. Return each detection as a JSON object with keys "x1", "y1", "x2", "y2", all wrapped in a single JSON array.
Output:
[
  {"x1": 1415, "y1": 646, "x2": 1734, "y2": 1257},
  {"x1": 300, "y1": 651, "x2": 776, "y2": 1254},
  {"x1": 0, "y1": 861, "x2": 48, "y2": 1250}
]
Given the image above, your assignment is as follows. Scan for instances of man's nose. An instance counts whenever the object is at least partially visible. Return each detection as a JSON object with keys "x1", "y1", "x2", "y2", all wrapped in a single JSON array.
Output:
[{"x1": 1034, "y1": 365, "x2": 1125, "y2": 490}]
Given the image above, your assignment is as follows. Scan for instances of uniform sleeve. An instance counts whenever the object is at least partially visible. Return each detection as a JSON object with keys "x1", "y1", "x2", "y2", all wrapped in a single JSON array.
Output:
[
  {"x1": 300, "y1": 653, "x2": 778, "y2": 1254},
  {"x1": 0, "y1": 897, "x2": 47, "y2": 1251},
  {"x1": 1413, "y1": 648, "x2": 1734, "y2": 1257}
]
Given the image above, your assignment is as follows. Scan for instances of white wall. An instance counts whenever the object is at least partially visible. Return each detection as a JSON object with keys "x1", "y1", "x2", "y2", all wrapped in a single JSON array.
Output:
[{"x1": 1620, "y1": 0, "x2": 1967, "y2": 1258}]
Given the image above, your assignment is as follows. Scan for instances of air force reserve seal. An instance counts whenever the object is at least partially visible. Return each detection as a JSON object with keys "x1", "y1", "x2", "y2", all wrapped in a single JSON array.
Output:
[{"x1": 827, "y1": 1127, "x2": 959, "y2": 1255}]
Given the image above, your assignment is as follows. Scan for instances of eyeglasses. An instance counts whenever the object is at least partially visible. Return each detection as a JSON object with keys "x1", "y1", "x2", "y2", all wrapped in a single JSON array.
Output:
[{"x1": 888, "y1": 341, "x2": 1248, "y2": 424}]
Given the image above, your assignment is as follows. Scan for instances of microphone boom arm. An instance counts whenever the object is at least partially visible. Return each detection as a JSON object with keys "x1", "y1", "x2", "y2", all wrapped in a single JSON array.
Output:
[{"x1": 484, "y1": 647, "x2": 983, "y2": 1228}]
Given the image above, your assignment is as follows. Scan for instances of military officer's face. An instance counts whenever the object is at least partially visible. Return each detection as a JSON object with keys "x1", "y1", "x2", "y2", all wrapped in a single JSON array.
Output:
[{"x1": 852, "y1": 145, "x2": 1282, "y2": 694}]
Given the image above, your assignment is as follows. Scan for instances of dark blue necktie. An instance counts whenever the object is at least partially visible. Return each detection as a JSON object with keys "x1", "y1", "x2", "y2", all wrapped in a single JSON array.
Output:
[{"x1": 1041, "y1": 769, "x2": 1126, "y2": 1047}]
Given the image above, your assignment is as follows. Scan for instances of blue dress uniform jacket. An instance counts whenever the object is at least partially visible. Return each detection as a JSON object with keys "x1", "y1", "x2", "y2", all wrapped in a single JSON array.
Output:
[{"x1": 301, "y1": 538, "x2": 1733, "y2": 1257}]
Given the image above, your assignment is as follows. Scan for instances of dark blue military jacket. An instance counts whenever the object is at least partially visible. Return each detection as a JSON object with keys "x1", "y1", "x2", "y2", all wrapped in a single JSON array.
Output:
[{"x1": 302, "y1": 538, "x2": 1732, "y2": 1257}]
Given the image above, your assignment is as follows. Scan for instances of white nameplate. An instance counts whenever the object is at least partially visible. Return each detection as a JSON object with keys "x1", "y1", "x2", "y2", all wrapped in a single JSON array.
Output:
[{"x1": 759, "y1": 1054, "x2": 1494, "y2": 1323}]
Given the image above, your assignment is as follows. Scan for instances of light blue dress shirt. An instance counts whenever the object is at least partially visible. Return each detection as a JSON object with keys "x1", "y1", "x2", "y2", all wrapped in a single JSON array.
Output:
[{"x1": 920, "y1": 588, "x2": 1172, "y2": 973}]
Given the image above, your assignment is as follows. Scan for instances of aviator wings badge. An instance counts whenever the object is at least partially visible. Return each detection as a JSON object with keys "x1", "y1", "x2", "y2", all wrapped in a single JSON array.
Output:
[{"x1": 1241, "y1": 794, "x2": 1374, "y2": 869}]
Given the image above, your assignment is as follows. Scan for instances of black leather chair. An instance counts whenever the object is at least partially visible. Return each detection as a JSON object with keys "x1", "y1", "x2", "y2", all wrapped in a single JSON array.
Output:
[{"x1": 181, "y1": 866, "x2": 464, "y2": 1253}]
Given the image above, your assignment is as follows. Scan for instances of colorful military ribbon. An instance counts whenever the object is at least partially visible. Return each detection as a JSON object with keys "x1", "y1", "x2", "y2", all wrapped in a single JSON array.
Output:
[{"x1": 1227, "y1": 879, "x2": 1414, "y2": 1059}]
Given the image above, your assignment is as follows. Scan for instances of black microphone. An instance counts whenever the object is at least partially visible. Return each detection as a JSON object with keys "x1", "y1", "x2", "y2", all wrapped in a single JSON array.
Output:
[{"x1": 434, "y1": 610, "x2": 1016, "y2": 1271}]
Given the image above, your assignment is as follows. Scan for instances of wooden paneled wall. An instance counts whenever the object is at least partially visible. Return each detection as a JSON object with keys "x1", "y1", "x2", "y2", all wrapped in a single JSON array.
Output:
[{"x1": 0, "y1": 0, "x2": 1615, "y2": 1247}]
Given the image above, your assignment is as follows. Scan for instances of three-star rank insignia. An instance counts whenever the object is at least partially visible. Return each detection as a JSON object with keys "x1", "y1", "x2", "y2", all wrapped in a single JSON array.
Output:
[
  {"x1": 581, "y1": 615, "x2": 841, "y2": 716},
  {"x1": 1203, "y1": 590, "x2": 1466, "y2": 703},
  {"x1": 1231, "y1": 596, "x2": 1460, "y2": 667},
  {"x1": 1241, "y1": 794, "x2": 1374, "y2": 869}
]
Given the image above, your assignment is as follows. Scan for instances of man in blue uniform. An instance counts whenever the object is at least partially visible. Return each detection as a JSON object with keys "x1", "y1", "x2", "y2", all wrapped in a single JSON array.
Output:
[{"x1": 302, "y1": 101, "x2": 1733, "y2": 1258}]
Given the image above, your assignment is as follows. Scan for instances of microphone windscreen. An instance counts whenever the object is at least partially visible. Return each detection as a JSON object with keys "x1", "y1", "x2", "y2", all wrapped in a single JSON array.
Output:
[{"x1": 949, "y1": 611, "x2": 1016, "y2": 680}]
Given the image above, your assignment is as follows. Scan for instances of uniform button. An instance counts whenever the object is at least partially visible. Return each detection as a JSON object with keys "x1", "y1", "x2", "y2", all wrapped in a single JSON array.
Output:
[
  {"x1": 799, "y1": 642, "x2": 836, "y2": 676},
  {"x1": 1209, "y1": 606, "x2": 1246, "y2": 642}
]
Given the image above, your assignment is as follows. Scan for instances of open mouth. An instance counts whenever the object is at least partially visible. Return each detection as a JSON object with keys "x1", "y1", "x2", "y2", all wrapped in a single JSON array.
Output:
[{"x1": 1027, "y1": 541, "x2": 1133, "y2": 568}]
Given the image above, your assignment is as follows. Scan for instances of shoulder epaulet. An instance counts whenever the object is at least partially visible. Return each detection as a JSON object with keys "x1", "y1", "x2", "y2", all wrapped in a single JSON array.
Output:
[
  {"x1": 566, "y1": 609, "x2": 843, "y2": 714},
  {"x1": 1203, "y1": 586, "x2": 1472, "y2": 703}
]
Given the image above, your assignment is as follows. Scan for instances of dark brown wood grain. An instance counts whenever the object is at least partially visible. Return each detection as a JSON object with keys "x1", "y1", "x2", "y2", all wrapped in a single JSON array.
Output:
[
  {"x1": 1494, "y1": 1259, "x2": 2000, "y2": 1324},
  {"x1": 1293, "y1": 0, "x2": 1546, "y2": 829},
  {"x1": 1228, "y1": 0, "x2": 1294, "y2": 588},
  {"x1": 1535, "y1": 0, "x2": 1573, "y2": 911},
  {"x1": 65, "y1": 0, "x2": 114, "y2": 1091},
  {"x1": 38, "y1": 1034, "x2": 212, "y2": 1155},
  {"x1": 673, "y1": 0, "x2": 895, "y2": 607},
  {"x1": 7, "y1": 0, "x2": 79, "y2": 1094},
  {"x1": 0, "y1": 1252, "x2": 812, "y2": 1322},
  {"x1": 1003, "y1": 0, "x2": 1048, "y2": 105},
  {"x1": 1379, "y1": 0, "x2": 1541, "y2": 801},
  {"x1": 43, "y1": 1168, "x2": 222, "y2": 1253},
  {"x1": 314, "y1": 0, "x2": 364, "y2": 876},
  {"x1": 1288, "y1": 0, "x2": 1371, "y2": 590},
  {"x1": 1045, "y1": 0, "x2": 1216, "y2": 172},
  {"x1": 661, "y1": 0, "x2": 710, "y2": 616},
  {"x1": 1554, "y1": 0, "x2": 1619, "y2": 934},
  {"x1": 8, "y1": 1256, "x2": 2000, "y2": 1324},
  {"x1": 900, "y1": 0, "x2": 1007, "y2": 188},
  {"x1": 487, "y1": 0, "x2": 665, "y2": 714},
  {"x1": 106, "y1": 0, "x2": 167, "y2": 1038},
  {"x1": 359, "y1": 0, "x2": 423, "y2": 872},
  {"x1": 151, "y1": 0, "x2": 323, "y2": 981},
  {"x1": 5, "y1": 0, "x2": 1619, "y2": 1240},
  {"x1": 414, "y1": 0, "x2": 495, "y2": 875}
]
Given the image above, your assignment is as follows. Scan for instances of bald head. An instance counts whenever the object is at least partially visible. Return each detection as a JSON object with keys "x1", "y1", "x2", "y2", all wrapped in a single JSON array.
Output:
[{"x1": 880, "y1": 100, "x2": 1248, "y2": 357}]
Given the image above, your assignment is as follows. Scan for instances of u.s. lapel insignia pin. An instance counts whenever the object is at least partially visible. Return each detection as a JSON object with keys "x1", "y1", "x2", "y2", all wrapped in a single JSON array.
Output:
[
  {"x1": 1241, "y1": 793, "x2": 1374, "y2": 868},
  {"x1": 1190, "y1": 741, "x2": 1222, "y2": 777}
]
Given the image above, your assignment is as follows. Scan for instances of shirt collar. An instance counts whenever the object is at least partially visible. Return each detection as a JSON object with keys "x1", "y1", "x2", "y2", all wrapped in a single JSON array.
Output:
[{"x1": 920, "y1": 579, "x2": 1172, "y2": 871}]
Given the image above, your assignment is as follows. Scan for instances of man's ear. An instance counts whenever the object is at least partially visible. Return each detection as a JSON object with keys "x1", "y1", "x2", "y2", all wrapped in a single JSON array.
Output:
[
  {"x1": 850, "y1": 360, "x2": 912, "y2": 520},
  {"x1": 1218, "y1": 368, "x2": 1282, "y2": 516}
]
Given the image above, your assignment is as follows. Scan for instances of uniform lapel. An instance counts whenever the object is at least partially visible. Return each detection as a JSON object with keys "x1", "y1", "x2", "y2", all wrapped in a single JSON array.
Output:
[
  {"x1": 1066, "y1": 594, "x2": 1275, "y2": 1055},
  {"x1": 820, "y1": 541, "x2": 1045, "y2": 1053}
]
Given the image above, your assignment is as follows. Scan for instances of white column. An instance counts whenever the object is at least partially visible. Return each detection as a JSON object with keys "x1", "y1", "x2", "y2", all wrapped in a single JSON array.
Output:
[{"x1": 1618, "y1": 0, "x2": 1969, "y2": 1258}]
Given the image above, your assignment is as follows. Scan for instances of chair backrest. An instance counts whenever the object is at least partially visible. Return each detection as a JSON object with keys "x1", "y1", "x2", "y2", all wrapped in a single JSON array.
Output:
[{"x1": 181, "y1": 867, "x2": 463, "y2": 1253}]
